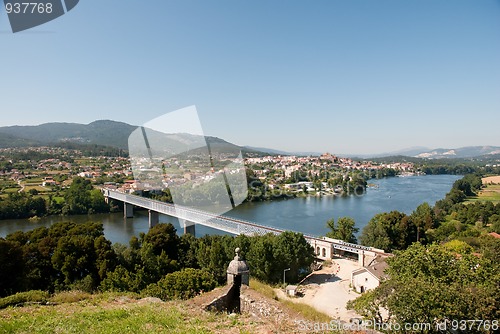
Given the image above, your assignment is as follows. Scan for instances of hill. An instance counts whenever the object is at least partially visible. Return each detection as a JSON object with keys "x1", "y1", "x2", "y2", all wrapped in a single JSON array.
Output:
[
  {"x1": 413, "y1": 146, "x2": 500, "y2": 159},
  {"x1": 0, "y1": 120, "x2": 267, "y2": 157},
  {"x1": 0, "y1": 120, "x2": 136, "y2": 149},
  {"x1": 0, "y1": 283, "x2": 334, "y2": 334},
  {"x1": 0, "y1": 132, "x2": 41, "y2": 148}
]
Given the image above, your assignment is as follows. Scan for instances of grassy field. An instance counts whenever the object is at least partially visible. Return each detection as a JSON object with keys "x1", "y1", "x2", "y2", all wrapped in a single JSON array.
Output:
[
  {"x1": 0, "y1": 292, "x2": 250, "y2": 334},
  {"x1": 467, "y1": 184, "x2": 500, "y2": 204},
  {"x1": 0, "y1": 283, "x2": 336, "y2": 334},
  {"x1": 24, "y1": 185, "x2": 50, "y2": 193}
]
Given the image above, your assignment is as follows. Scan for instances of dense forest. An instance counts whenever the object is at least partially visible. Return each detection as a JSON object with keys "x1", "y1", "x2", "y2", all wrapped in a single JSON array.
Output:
[{"x1": 0, "y1": 221, "x2": 314, "y2": 301}]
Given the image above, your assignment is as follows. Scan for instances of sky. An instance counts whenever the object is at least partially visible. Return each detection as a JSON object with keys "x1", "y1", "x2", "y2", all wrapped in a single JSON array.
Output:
[{"x1": 1, "y1": 0, "x2": 500, "y2": 155}]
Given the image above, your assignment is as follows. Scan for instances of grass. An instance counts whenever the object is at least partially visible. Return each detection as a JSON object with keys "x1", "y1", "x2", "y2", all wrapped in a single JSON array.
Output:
[
  {"x1": 0, "y1": 283, "x2": 334, "y2": 333},
  {"x1": 24, "y1": 185, "x2": 50, "y2": 193},
  {"x1": 2, "y1": 187, "x2": 20, "y2": 193},
  {"x1": 280, "y1": 299, "x2": 332, "y2": 323},
  {"x1": 0, "y1": 291, "x2": 49, "y2": 309},
  {"x1": 466, "y1": 184, "x2": 500, "y2": 204},
  {"x1": 248, "y1": 279, "x2": 277, "y2": 300},
  {"x1": 0, "y1": 302, "x2": 198, "y2": 334},
  {"x1": 23, "y1": 178, "x2": 43, "y2": 185},
  {"x1": 0, "y1": 292, "x2": 238, "y2": 334}
]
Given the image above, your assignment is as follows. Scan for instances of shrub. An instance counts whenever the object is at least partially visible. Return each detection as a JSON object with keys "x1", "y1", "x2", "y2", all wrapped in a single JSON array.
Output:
[
  {"x1": 50, "y1": 290, "x2": 91, "y2": 304},
  {"x1": 0, "y1": 290, "x2": 49, "y2": 309},
  {"x1": 142, "y1": 268, "x2": 216, "y2": 301}
]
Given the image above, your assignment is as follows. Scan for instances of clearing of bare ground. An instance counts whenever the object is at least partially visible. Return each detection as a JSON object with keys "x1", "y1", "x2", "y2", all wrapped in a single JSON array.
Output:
[{"x1": 0, "y1": 286, "x2": 369, "y2": 334}]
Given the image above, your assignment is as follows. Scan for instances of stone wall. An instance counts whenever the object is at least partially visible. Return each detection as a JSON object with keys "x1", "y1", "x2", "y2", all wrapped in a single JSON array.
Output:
[
  {"x1": 239, "y1": 286, "x2": 287, "y2": 322},
  {"x1": 205, "y1": 284, "x2": 289, "y2": 321},
  {"x1": 204, "y1": 283, "x2": 239, "y2": 313}
]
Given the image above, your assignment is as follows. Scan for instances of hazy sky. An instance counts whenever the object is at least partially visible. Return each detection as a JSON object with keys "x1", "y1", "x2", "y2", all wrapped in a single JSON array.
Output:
[{"x1": 1, "y1": 0, "x2": 499, "y2": 155}]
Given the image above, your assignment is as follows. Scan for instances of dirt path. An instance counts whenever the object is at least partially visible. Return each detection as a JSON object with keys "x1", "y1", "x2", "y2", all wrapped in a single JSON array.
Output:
[{"x1": 276, "y1": 258, "x2": 362, "y2": 322}]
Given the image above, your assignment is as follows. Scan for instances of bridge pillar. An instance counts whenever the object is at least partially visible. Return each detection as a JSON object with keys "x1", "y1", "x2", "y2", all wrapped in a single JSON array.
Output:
[
  {"x1": 124, "y1": 203, "x2": 134, "y2": 219},
  {"x1": 358, "y1": 250, "x2": 365, "y2": 267},
  {"x1": 149, "y1": 210, "x2": 159, "y2": 228},
  {"x1": 184, "y1": 224, "x2": 196, "y2": 236},
  {"x1": 180, "y1": 219, "x2": 196, "y2": 236}
]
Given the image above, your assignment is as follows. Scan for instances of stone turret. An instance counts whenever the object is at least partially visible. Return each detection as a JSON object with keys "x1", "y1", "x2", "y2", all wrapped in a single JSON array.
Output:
[{"x1": 227, "y1": 248, "x2": 249, "y2": 286}]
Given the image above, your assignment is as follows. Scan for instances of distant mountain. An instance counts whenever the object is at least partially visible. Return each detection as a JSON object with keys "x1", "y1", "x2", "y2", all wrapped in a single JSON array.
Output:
[
  {"x1": 1, "y1": 121, "x2": 497, "y2": 160},
  {"x1": 244, "y1": 146, "x2": 321, "y2": 156},
  {"x1": 0, "y1": 120, "x2": 136, "y2": 149},
  {"x1": 360, "y1": 146, "x2": 431, "y2": 159},
  {"x1": 413, "y1": 146, "x2": 500, "y2": 159},
  {"x1": 0, "y1": 132, "x2": 41, "y2": 148},
  {"x1": 0, "y1": 120, "x2": 268, "y2": 157}
]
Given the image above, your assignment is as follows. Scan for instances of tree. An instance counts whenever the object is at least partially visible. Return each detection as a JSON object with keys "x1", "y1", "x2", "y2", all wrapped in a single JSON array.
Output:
[
  {"x1": 0, "y1": 238, "x2": 25, "y2": 297},
  {"x1": 359, "y1": 211, "x2": 411, "y2": 252},
  {"x1": 442, "y1": 239, "x2": 474, "y2": 254},
  {"x1": 348, "y1": 243, "x2": 500, "y2": 329},
  {"x1": 143, "y1": 268, "x2": 217, "y2": 300},
  {"x1": 51, "y1": 222, "x2": 115, "y2": 290},
  {"x1": 446, "y1": 188, "x2": 466, "y2": 204},
  {"x1": 196, "y1": 235, "x2": 233, "y2": 285},
  {"x1": 63, "y1": 177, "x2": 109, "y2": 214},
  {"x1": 247, "y1": 234, "x2": 277, "y2": 283},
  {"x1": 142, "y1": 223, "x2": 180, "y2": 260},
  {"x1": 410, "y1": 202, "x2": 435, "y2": 242},
  {"x1": 274, "y1": 231, "x2": 315, "y2": 283},
  {"x1": 247, "y1": 232, "x2": 314, "y2": 285},
  {"x1": 326, "y1": 217, "x2": 359, "y2": 243},
  {"x1": 178, "y1": 233, "x2": 199, "y2": 269}
]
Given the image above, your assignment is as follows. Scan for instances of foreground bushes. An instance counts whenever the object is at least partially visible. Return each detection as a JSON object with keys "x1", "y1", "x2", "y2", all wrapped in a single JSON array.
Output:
[
  {"x1": 0, "y1": 290, "x2": 49, "y2": 309},
  {"x1": 142, "y1": 268, "x2": 217, "y2": 301},
  {"x1": 2, "y1": 221, "x2": 315, "y2": 302}
]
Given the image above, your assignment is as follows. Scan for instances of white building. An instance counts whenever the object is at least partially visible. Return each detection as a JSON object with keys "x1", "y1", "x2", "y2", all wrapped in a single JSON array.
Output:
[{"x1": 351, "y1": 257, "x2": 388, "y2": 293}]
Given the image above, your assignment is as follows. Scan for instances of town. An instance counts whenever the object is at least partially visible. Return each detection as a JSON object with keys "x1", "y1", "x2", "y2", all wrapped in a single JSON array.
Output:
[{"x1": 0, "y1": 146, "x2": 417, "y2": 201}]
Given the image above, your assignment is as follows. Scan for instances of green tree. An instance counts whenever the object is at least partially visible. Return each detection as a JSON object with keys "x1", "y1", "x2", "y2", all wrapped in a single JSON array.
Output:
[
  {"x1": 274, "y1": 231, "x2": 315, "y2": 283},
  {"x1": 0, "y1": 239, "x2": 25, "y2": 297},
  {"x1": 196, "y1": 235, "x2": 233, "y2": 285},
  {"x1": 142, "y1": 223, "x2": 180, "y2": 260},
  {"x1": 143, "y1": 268, "x2": 217, "y2": 300},
  {"x1": 410, "y1": 202, "x2": 435, "y2": 242},
  {"x1": 348, "y1": 243, "x2": 500, "y2": 330},
  {"x1": 51, "y1": 222, "x2": 116, "y2": 290},
  {"x1": 359, "y1": 211, "x2": 410, "y2": 252},
  {"x1": 247, "y1": 232, "x2": 314, "y2": 285},
  {"x1": 326, "y1": 217, "x2": 359, "y2": 243},
  {"x1": 247, "y1": 234, "x2": 277, "y2": 283},
  {"x1": 63, "y1": 177, "x2": 109, "y2": 214}
]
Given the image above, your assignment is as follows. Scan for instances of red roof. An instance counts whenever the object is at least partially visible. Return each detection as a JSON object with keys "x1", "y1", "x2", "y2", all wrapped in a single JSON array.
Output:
[{"x1": 488, "y1": 232, "x2": 500, "y2": 239}]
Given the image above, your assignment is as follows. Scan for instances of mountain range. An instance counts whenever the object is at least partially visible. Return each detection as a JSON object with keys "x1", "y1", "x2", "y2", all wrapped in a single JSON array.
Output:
[
  {"x1": 0, "y1": 120, "x2": 498, "y2": 159},
  {"x1": 0, "y1": 120, "x2": 263, "y2": 157}
]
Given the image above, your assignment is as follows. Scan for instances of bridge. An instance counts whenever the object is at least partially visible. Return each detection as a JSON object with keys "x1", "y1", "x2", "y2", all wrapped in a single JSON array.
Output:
[{"x1": 102, "y1": 189, "x2": 385, "y2": 266}]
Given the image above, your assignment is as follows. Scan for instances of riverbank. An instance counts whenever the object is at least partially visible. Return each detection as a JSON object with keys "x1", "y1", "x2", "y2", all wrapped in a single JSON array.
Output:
[{"x1": 0, "y1": 174, "x2": 461, "y2": 245}]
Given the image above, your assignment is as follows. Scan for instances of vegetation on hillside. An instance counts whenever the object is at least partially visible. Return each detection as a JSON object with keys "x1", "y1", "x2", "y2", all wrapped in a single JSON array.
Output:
[
  {"x1": 0, "y1": 221, "x2": 314, "y2": 300},
  {"x1": 347, "y1": 242, "x2": 500, "y2": 329},
  {"x1": 346, "y1": 172, "x2": 500, "y2": 331},
  {"x1": 358, "y1": 173, "x2": 500, "y2": 252}
]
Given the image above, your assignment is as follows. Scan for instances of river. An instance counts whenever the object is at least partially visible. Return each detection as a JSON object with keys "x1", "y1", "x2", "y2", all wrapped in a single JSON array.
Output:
[{"x1": 0, "y1": 175, "x2": 460, "y2": 245}]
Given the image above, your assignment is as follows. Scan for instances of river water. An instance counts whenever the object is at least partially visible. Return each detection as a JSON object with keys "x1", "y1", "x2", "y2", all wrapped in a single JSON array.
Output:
[{"x1": 0, "y1": 175, "x2": 460, "y2": 245}]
